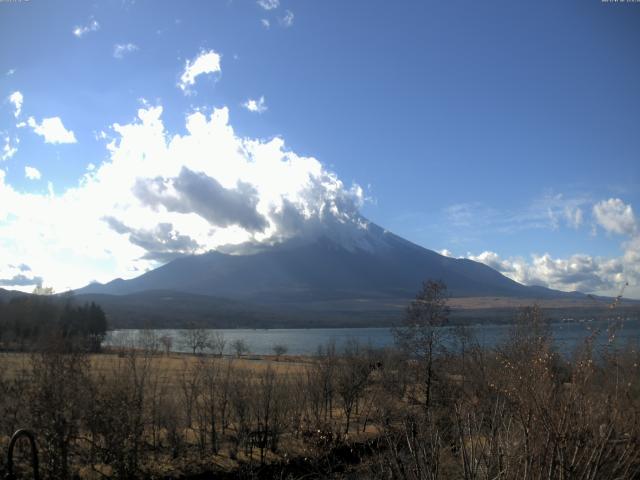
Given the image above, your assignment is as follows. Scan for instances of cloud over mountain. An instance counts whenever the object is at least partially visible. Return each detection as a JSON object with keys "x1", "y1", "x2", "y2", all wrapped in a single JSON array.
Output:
[
  {"x1": 0, "y1": 103, "x2": 364, "y2": 290},
  {"x1": 102, "y1": 217, "x2": 199, "y2": 262},
  {"x1": 1, "y1": 96, "x2": 637, "y2": 297},
  {"x1": 132, "y1": 167, "x2": 269, "y2": 232}
]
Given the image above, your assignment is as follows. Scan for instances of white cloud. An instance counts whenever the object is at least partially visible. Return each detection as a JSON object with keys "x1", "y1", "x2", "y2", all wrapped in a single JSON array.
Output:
[
  {"x1": 178, "y1": 50, "x2": 222, "y2": 93},
  {"x1": 564, "y1": 206, "x2": 583, "y2": 229},
  {"x1": 593, "y1": 198, "x2": 637, "y2": 236},
  {"x1": 243, "y1": 96, "x2": 268, "y2": 114},
  {"x1": 24, "y1": 166, "x2": 41, "y2": 180},
  {"x1": 1, "y1": 136, "x2": 18, "y2": 161},
  {"x1": 257, "y1": 0, "x2": 279, "y2": 10},
  {"x1": 279, "y1": 10, "x2": 294, "y2": 27},
  {"x1": 445, "y1": 194, "x2": 591, "y2": 235},
  {"x1": 73, "y1": 18, "x2": 100, "y2": 38},
  {"x1": 467, "y1": 251, "x2": 514, "y2": 273},
  {"x1": 0, "y1": 103, "x2": 364, "y2": 291},
  {"x1": 539, "y1": 194, "x2": 591, "y2": 231},
  {"x1": 6, "y1": 69, "x2": 16, "y2": 76},
  {"x1": 467, "y1": 250, "x2": 628, "y2": 294},
  {"x1": 8, "y1": 91, "x2": 23, "y2": 117},
  {"x1": 27, "y1": 116, "x2": 77, "y2": 144},
  {"x1": 113, "y1": 43, "x2": 139, "y2": 59},
  {"x1": 458, "y1": 197, "x2": 640, "y2": 297},
  {"x1": 261, "y1": 18, "x2": 271, "y2": 28},
  {"x1": 0, "y1": 262, "x2": 42, "y2": 288},
  {"x1": 94, "y1": 130, "x2": 109, "y2": 141},
  {"x1": 439, "y1": 249, "x2": 453, "y2": 257}
]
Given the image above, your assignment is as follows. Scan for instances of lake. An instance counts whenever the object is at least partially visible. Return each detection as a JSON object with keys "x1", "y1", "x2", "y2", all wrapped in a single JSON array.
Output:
[{"x1": 105, "y1": 319, "x2": 640, "y2": 356}]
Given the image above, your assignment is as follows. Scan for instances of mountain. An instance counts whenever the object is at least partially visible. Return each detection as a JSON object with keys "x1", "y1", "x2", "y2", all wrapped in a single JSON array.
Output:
[
  {"x1": 76, "y1": 221, "x2": 583, "y2": 305},
  {"x1": 6, "y1": 213, "x2": 635, "y2": 328},
  {"x1": 0, "y1": 288, "x2": 30, "y2": 302}
]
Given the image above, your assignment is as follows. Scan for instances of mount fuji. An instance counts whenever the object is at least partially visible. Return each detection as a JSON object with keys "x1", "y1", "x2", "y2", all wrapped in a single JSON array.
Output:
[{"x1": 71, "y1": 218, "x2": 595, "y2": 328}]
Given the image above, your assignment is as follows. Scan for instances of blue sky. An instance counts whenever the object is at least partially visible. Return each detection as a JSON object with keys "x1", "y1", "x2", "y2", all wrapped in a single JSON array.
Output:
[{"x1": 0, "y1": 0, "x2": 639, "y2": 297}]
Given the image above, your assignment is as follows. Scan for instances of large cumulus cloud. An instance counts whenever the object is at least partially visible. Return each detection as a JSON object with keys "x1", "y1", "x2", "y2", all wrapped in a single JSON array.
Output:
[{"x1": 0, "y1": 104, "x2": 365, "y2": 291}]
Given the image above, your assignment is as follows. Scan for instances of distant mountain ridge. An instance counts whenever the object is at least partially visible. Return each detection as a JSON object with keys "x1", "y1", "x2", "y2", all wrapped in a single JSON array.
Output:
[{"x1": 76, "y1": 220, "x2": 583, "y2": 302}]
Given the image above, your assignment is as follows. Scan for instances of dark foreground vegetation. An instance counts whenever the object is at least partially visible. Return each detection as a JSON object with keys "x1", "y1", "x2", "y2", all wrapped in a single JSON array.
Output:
[
  {"x1": 0, "y1": 282, "x2": 639, "y2": 479},
  {"x1": 0, "y1": 296, "x2": 107, "y2": 353}
]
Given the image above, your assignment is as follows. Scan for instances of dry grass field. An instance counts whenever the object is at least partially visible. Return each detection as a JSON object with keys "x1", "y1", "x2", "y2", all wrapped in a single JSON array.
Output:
[
  {"x1": 0, "y1": 347, "x2": 384, "y2": 478},
  {"x1": 1, "y1": 306, "x2": 639, "y2": 479}
]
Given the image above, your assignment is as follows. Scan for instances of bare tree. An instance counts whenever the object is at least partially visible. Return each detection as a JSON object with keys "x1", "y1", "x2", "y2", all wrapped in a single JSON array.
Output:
[
  {"x1": 230, "y1": 338, "x2": 250, "y2": 358},
  {"x1": 29, "y1": 337, "x2": 90, "y2": 479},
  {"x1": 272, "y1": 343, "x2": 288, "y2": 360},
  {"x1": 199, "y1": 356, "x2": 222, "y2": 453},
  {"x1": 179, "y1": 324, "x2": 211, "y2": 355},
  {"x1": 315, "y1": 340, "x2": 337, "y2": 424},
  {"x1": 159, "y1": 334, "x2": 173, "y2": 355},
  {"x1": 138, "y1": 327, "x2": 159, "y2": 354},
  {"x1": 335, "y1": 340, "x2": 370, "y2": 435},
  {"x1": 208, "y1": 331, "x2": 226, "y2": 357},
  {"x1": 252, "y1": 366, "x2": 280, "y2": 463},
  {"x1": 178, "y1": 359, "x2": 201, "y2": 430},
  {"x1": 393, "y1": 279, "x2": 449, "y2": 412},
  {"x1": 86, "y1": 349, "x2": 152, "y2": 478},
  {"x1": 228, "y1": 369, "x2": 252, "y2": 458}
]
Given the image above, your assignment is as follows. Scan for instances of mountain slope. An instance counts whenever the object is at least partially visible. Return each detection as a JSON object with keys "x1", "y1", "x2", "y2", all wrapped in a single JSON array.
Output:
[
  {"x1": 76, "y1": 221, "x2": 581, "y2": 302},
  {"x1": 0, "y1": 288, "x2": 30, "y2": 302}
]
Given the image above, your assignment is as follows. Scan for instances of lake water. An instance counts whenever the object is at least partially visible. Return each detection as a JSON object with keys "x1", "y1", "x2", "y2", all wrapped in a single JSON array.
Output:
[{"x1": 106, "y1": 319, "x2": 640, "y2": 356}]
